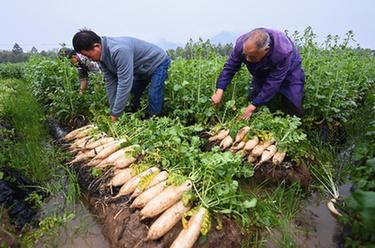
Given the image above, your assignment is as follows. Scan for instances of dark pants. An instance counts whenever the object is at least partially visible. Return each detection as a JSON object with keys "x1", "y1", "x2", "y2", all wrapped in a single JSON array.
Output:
[
  {"x1": 130, "y1": 58, "x2": 171, "y2": 115},
  {"x1": 249, "y1": 92, "x2": 304, "y2": 118}
]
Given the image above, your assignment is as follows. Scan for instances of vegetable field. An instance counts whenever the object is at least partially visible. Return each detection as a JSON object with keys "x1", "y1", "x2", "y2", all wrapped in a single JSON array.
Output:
[{"x1": 1, "y1": 28, "x2": 374, "y2": 247}]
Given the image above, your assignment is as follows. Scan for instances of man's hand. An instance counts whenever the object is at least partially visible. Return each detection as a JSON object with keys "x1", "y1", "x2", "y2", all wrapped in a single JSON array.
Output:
[
  {"x1": 79, "y1": 79, "x2": 88, "y2": 96},
  {"x1": 111, "y1": 115, "x2": 118, "y2": 122},
  {"x1": 240, "y1": 104, "x2": 257, "y2": 120},
  {"x1": 211, "y1": 89, "x2": 224, "y2": 106}
]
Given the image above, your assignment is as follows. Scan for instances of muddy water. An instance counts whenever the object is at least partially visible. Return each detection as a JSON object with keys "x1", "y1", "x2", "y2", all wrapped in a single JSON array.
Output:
[
  {"x1": 38, "y1": 197, "x2": 110, "y2": 248},
  {"x1": 266, "y1": 184, "x2": 351, "y2": 248},
  {"x1": 53, "y1": 203, "x2": 109, "y2": 248},
  {"x1": 299, "y1": 183, "x2": 351, "y2": 248}
]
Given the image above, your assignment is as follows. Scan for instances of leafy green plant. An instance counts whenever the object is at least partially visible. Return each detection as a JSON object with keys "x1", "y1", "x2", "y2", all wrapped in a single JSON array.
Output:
[{"x1": 0, "y1": 63, "x2": 25, "y2": 79}]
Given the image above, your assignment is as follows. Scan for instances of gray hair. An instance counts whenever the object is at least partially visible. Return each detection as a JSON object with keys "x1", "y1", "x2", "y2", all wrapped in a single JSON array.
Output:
[{"x1": 246, "y1": 29, "x2": 271, "y2": 50}]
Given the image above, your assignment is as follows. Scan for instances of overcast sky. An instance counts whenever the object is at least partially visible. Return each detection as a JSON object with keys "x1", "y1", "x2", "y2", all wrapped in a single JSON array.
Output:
[{"x1": 1, "y1": 0, "x2": 374, "y2": 51}]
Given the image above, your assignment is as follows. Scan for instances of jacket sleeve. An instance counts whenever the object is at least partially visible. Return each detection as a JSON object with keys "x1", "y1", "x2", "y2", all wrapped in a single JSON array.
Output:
[
  {"x1": 80, "y1": 56, "x2": 101, "y2": 73},
  {"x1": 100, "y1": 64, "x2": 118, "y2": 110},
  {"x1": 216, "y1": 41, "x2": 243, "y2": 90},
  {"x1": 252, "y1": 54, "x2": 292, "y2": 106},
  {"x1": 111, "y1": 47, "x2": 134, "y2": 117}
]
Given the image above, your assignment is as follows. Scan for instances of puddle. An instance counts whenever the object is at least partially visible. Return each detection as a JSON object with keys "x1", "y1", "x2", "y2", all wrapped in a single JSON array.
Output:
[
  {"x1": 37, "y1": 196, "x2": 110, "y2": 248},
  {"x1": 265, "y1": 184, "x2": 352, "y2": 248},
  {"x1": 48, "y1": 202, "x2": 109, "y2": 248},
  {"x1": 296, "y1": 184, "x2": 350, "y2": 248}
]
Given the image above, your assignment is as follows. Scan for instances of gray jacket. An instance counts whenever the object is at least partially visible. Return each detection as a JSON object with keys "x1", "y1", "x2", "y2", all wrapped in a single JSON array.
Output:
[{"x1": 99, "y1": 36, "x2": 168, "y2": 117}]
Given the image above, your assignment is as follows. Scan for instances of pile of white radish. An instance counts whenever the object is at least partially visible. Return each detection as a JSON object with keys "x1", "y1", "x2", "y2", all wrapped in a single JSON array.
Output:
[
  {"x1": 208, "y1": 126, "x2": 287, "y2": 166},
  {"x1": 63, "y1": 125, "x2": 210, "y2": 248}
]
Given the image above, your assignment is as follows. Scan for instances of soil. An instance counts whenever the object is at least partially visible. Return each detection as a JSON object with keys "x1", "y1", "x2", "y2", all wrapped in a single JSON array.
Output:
[{"x1": 253, "y1": 160, "x2": 311, "y2": 189}]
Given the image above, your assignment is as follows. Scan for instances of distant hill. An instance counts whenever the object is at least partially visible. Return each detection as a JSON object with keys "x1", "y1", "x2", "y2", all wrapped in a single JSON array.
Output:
[
  {"x1": 210, "y1": 31, "x2": 238, "y2": 45},
  {"x1": 156, "y1": 38, "x2": 179, "y2": 50}
]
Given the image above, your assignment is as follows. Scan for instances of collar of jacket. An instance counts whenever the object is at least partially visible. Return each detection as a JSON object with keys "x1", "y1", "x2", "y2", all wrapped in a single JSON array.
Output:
[{"x1": 100, "y1": 36, "x2": 110, "y2": 63}]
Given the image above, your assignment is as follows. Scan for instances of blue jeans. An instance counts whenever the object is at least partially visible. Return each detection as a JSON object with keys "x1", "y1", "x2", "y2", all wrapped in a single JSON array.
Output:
[{"x1": 130, "y1": 58, "x2": 170, "y2": 115}]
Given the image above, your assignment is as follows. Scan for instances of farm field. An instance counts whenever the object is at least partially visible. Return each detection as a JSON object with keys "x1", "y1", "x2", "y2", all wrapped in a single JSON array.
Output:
[{"x1": 0, "y1": 28, "x2": 374, "y2": 247}]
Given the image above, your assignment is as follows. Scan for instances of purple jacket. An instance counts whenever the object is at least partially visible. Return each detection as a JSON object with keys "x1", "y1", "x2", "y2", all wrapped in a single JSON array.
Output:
[{"x1": 216, "y1": 28, "x2": 305, "y2": 107}]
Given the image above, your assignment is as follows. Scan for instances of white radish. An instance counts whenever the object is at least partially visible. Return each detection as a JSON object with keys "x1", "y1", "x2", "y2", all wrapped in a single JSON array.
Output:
[
  {"x1": 234, "y1": 126, "x2": 250, "y2": 144},
  {"x1": 256, "y1": 145, "x2": 277, "y2": 166},
  {"x1": 84, "y1": 137, "x2": 114, "y2": 150},
  {"x1": 130, "y1": 171, "x2": 169, "y2": 199},
  {"x1": 96, "y1": 149, "x2": 125, "y2": 168},
  {"x1": 272, "y1": 151, "x2": 286, "y2": 165},
  {"x1": 147, "y1": 200, "x2": 191, "y2": 240},
  {"x1": 140, "y1": 180, "x2": 192, "y2": 219},
  {"x1": 229, "y1": 141, "x2": 245, "y2": 153},
  {"x1": 219, "y1": 135, "x2": 233, "y2": 149},
  {"x1": 114, "y1": 156, "x2": 137, "y2": 169},
  {"x1": 244, "y1": 136, "x2": 259, "y2": 151},
  {"x1": 69, "y1": 136, "x2": 93, "y2": 150},
  {"x1": 64, "y1": 124, "x2": 94, "y2": 141},
  {"x1": 170, "y1": 207, "x2": 207, "y2": 248},
  {"x1": 130, "y1": 181, "x2": 167, "y2": 208},
  {"x1": 69, "y1": 140, "x2": 118, "y2": 164},
  {"x1": 109, "y1": 168, "x2": 133, "y2": 187},
  {"x1": 208, "y1": 129, "x2": 229, "y2": 142},
  {"x1": 70, "y1": 126, "x2": 97, "y2": 141},
  {"x1": 114, "y1": 167, "x2": 160, "y2": 198},
  {"x1": 250, "y1": 139, "x2": 274, "y2": 158},
  {"x1": 86, "y1": 141, "x2": 123, "y2": 166},
  {"x1": 96, "y1": 145, "x2": 136, "y2": 168},
  {"x1": 327, "y1": 198, "x2": 342, "y2": 216}
]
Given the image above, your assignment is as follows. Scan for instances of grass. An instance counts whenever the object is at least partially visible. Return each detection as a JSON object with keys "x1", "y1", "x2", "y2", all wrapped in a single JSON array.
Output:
[
  {"x1": 0, "y1": 79, "x2": 51, "y2": 182},
  {"x1": 0, "y1": 78, "x2": 80, "y2": 247}
]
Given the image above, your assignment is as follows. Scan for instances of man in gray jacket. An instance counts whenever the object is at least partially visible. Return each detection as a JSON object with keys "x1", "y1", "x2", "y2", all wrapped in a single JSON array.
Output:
[{"x1": 72, "y1": 29, "x2": 170, "y2": 122}]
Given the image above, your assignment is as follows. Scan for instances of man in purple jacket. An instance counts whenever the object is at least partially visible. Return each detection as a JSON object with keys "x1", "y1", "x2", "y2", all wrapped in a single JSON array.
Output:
[{"x1": 211, "y1": 28, "x2": 305, "y2": 120}]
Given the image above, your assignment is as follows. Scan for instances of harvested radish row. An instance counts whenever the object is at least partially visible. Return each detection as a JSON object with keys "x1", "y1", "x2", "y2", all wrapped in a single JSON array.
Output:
[
  {"x1": 86, "y1": 141, "x2": 123, "y2": 166},
  {"x1": 130, "y1": 171, "x2": 169, "y2": 199},
  {"x1": 84, "y1": 136, "x2": 115, "y2": 150},
  {"x1": 70, "y1": 126, "x2": 98, "y2": 141},
  {"x1": 272, "y1": 151, "x2": 286, "y2": 165},
  {"x1": 244, "y1": 136, "x2": 259, "y2": 151},
  {"x1": 114, "y1": 156, "x2": 137, "y2": 169},
  {"x1": 256, "y1": 145, "x2": 277, "y2": 166},
  {"x1": 170, "y1": 207, "x2": 207, "y2": 248},
  {"x1": 234, "y1": 126, "x2": 250, "y2": 144},
  {"x1": 147, "y1": 200, "x2": 191, "y2": 240},
  {"x1": 96, "y1": 145, "x2": 136, "y2": 168},
  {"x1": 114, "y1": 167, "x2": 160, "y2": 198},
  {"x1": 130, "y1": 181, "x2": 167, "y2": 208},
  {"x1": 64, "y1": 124, "x2": 95, "y2": 141},
  {"x1": 208, "y1": 129, "x2": 229, "y2": 142},
  {"x1": 229, "y1": 141, "x2": 245, "y2": 153},
  {"x1": 140, "y1": 180, "x2": 192, "y2": 219},
  {"x1": 69, "y1": 140, "x2": 118, "y2": 164},
  {"x1": 96, "y1": 148, "x2": 127, "y2": 168},
  {"x1": 69, "y1": 136, "x2": 93, "y2": 150},
  {"x1": 109, "y1": 168, "x2": 133, "y2": 187},
  {"x1": 220, "y1": 135, "x2": 233, "y2": 149},
  {"x1": 250, "y1": 139, "x2": 274, "y2": 157}
]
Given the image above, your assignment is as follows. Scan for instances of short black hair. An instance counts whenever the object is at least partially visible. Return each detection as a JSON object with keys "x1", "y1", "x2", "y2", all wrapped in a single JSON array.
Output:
[
  {"x1": 58, "y1": 48, "x2": 77, "y2": 59},
  {"x1": 72, "y1": 29, "x2": 101, "y2": 52}
]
